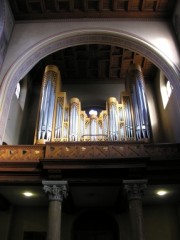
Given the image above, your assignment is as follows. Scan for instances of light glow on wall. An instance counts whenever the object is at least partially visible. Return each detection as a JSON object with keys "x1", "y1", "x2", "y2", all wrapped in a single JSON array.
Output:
[
  {"x1": 15, "y1": 82, "x2": 21, "y2": 99},
  {"x1": 160, "y1": 75, "x2": 173, "y2": 109},
  {"x1": 153, "y1": 37, "x2": 178, "y2": 65}
]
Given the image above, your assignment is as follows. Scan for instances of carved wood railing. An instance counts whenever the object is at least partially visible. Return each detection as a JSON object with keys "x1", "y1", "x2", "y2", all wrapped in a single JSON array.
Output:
[
  {"x1": 0, "y1": 142, "x2": 180, "y2": 161},
  {"x1": 0, "y1": 145, "x2": 45, "y2": 162},
  {"x1": 45, "y1": 142, "x2": 180, "y2": 160}
]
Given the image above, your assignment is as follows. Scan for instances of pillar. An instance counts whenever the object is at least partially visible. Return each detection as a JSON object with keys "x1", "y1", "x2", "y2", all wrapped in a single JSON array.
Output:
[
  {"x1": 42, "y1": 180, "x2": 68, "y2": 240},
  {"x1": 123, "y1": 180, "x2": 147, "y2": 240}
]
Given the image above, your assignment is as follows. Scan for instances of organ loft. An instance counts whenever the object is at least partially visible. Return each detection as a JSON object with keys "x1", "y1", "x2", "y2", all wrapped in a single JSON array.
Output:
[{"x1": 34, "y1": 64, "x2": 151, "y2": 144}]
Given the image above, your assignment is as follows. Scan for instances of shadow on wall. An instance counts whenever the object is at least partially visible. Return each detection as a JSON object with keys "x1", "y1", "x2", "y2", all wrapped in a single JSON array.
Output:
[{"x1": 72, "y1": 210, "x2": 119, "y2": 240}]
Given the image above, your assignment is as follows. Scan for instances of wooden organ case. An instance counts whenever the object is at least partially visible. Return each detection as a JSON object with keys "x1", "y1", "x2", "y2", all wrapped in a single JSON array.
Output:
[{"x1": 34, "y1": 65, "x2": 151, "y2": 144}]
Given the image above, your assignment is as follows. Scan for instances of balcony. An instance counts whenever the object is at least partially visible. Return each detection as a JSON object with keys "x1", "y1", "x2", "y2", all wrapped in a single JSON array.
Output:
[
  {"x1": 0, "y1": 142, "x2": 180, "y2": 184},
  {"x1": 0, "y1": 142, "x2": 180, "y2": 161}
]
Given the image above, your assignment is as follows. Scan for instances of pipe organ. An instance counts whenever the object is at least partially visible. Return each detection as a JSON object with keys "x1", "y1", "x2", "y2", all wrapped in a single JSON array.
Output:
[{"x1": 34, "y1": 64, "x2": 151, "y2": 144}]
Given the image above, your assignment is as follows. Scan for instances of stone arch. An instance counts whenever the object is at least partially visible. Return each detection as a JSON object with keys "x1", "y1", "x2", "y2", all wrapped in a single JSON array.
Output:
[{"x1": 0, "y1": 29, "x2": 180, "y2": 142}]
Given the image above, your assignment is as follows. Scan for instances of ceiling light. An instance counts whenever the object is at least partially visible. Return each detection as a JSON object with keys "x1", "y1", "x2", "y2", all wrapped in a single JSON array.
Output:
[
  {"x1": 156, "y1": 190, "x2": 167, "y2": 196},
  {"x1": 23, "y1": 191, "x2": 34, "y2": 197}
]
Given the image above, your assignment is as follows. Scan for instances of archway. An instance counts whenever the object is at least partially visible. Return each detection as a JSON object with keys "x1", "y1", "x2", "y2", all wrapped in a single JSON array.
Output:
[
  {"x1": 0, "y1": 29, "x2": 180, "y2": 143},
  {"x1": 73, "y1": 210, "x2": 119, "y2": 240}
]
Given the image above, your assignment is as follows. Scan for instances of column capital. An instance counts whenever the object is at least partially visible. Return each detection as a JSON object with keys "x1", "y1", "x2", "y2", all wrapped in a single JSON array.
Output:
[
  {"x1": 42, "y1": 180, "x2": 68, "y2": 201},
  {"x1": 123, "y1": 180, "x2": 147, "y2": 200}
]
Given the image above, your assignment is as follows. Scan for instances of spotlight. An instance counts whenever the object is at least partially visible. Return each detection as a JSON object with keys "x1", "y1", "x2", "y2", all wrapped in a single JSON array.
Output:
[
  {"x1": 23, "y1": 192, "x2": 33, "y2": 197},
  {"x1": 156, "y1": 190, "x2": 167, "y2": 196}
]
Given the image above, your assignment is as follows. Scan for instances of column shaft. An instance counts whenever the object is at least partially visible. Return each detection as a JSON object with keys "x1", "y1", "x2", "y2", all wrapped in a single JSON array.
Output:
[
  {"x1": 124, "y1": 180, "x2": 147, "y2": 240},
  {"x1": 129, "y1": 198, "x2": 144, "y2": 240},
  {"x1": 47, "y1": 200, "x2": 62, "y2": 240},
  {"x1": 42, "y1": 180, "x2": 68, "y2": 240}
]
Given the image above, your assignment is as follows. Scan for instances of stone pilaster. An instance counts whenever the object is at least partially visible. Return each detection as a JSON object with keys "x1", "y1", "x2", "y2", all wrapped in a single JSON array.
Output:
[
  {"x1": 123, "y1": 180, "x2": 147, "y2": 240},
  {"x1": 42, "y1": 181, "x2": 68, "y2": 240}
]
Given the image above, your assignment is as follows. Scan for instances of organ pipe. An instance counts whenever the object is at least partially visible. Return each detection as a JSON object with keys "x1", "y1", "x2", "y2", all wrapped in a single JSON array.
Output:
[
  {"x1": 35, "y1": 65, "x2": 60, "y2": 144},
  {"x1": 90, "y1": 114, "x2": 97, "y2": 141},
  {"x1": 128, "y1": 64, "x2": 151, "y2": 140},
  {"x1": 69, "y1": 98, "x2": 80, "y2": 141},
  {"x1": 108, "y1": 97, "x2": 119, "y2": 141}
]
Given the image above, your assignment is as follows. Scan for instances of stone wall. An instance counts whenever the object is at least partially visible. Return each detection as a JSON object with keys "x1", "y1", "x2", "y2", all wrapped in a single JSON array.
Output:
[{"x1": 0, "y1": 0, "x2": 14, "y2": 70}]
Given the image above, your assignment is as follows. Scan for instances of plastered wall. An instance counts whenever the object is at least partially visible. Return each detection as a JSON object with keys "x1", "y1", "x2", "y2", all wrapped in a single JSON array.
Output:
[
  {"x1": 144, "y1": 205, "x2": 180, "y2": 240},
  {"x1": 0, "y1": 207, "x2": 13, "y2": 240},
  {"x1": 155, "y1": 70, "x2": 180, "y2": 142},
  {"x1": 8, "y1": 206, "x2": 48, "y2": 240},
  {"x1": 3, "y1": 93, "x2": 23, "y2": 145}
]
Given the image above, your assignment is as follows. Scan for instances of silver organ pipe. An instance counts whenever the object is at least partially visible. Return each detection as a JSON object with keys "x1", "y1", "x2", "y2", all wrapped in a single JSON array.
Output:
[
  {"x1": 128, "y1": 64, "x2": 150, "y2": 140},
  {"x1": 35, "y1": 65, "x2": 151, "y2": 144},
  {"x1": 80, "y1": 112, "x2": 86, "y2": 140},
  {"x1": 90, "y1": 114, "x2": 97, "y2": 141},
  {"x1": 40, "y1": 79, "x2": 52, "y2": 139},
  {"x1": 69, "y1": 98, "x2": 80, "y2": 141},
  {"x1": 46, "y1": 80, "x2": 55, "y2": 141},
  {"x1": 132, "y1": 85, "x2": 141, "y2": 140},
  {"x1": 63, "y1": 104, "x2": 69, "y2": 141},
  {"x1": 36, "y1": 66, "x2": 58, "y2": 144},
  {"x1": 102, "y1": 112, "x2": 108, "y2": 140},
  {"x1": 122, "y1": 95, "x2": 134, "y2": 140},
  {"x1": 54, "y1": 97, "x2": 63, "y2": 139},
  {"x1": 118, "y1": 105, "x2": 125, "y2": 140},
  {"x1": 97, "y1": 119, "x2": 103, "y2": 141},
  {"x1": 84, "y1": 119, "x2": 90, "y2": 141},
  {"x1": 108, "y1": 98, "x2": 119, "y2": 141},
  {"x1": 140, "y1": 78, "x2": 150, "y2": 138}
]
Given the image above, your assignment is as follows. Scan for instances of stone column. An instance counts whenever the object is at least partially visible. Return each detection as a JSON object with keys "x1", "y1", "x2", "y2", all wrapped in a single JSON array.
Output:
[
  {"x1": 123, "y1": 180, "x2": 147, "y2": 240},
  {"x1": 42, "y1": 180, "x2": 68, "y2": 240}
]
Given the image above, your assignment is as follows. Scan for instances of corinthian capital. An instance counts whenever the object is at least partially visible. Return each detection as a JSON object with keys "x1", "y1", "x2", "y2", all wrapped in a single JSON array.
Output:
[
  {"x1": 42, "y1": 180, "x2": 68, "y2": 201},
  {"x1": 123, "y1": 180, "x2": 147, "y2": 200}
]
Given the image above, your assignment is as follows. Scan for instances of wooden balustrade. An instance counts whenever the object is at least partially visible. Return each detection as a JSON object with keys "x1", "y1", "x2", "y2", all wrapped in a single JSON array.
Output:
[
  {"x1": 0, "y1": 142, "x2": 179, "y2": 162},
  {"x1": 0, "y1": 145, "x2": 45, "y2": 162}
]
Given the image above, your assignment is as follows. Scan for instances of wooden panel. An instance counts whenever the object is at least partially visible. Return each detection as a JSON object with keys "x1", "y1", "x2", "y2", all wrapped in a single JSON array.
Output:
[
  {"x1": 9, "y1": 0, "x2": 176, "y2": 20},
  {"x1": 31, "y1": 44, "x2": 158, "y2": 84},
  {"x1": 0, "y1": 145, "x2": 45, "y2": 162}
]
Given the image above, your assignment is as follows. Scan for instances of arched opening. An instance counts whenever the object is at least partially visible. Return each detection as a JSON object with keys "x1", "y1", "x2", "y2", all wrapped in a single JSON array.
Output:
[
  {"x1": 73, "y1": 211, "x2": 119, "y2": 240},
  {"x1": 0, "y1": 31, "x2": 180, "y2": 144}
]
